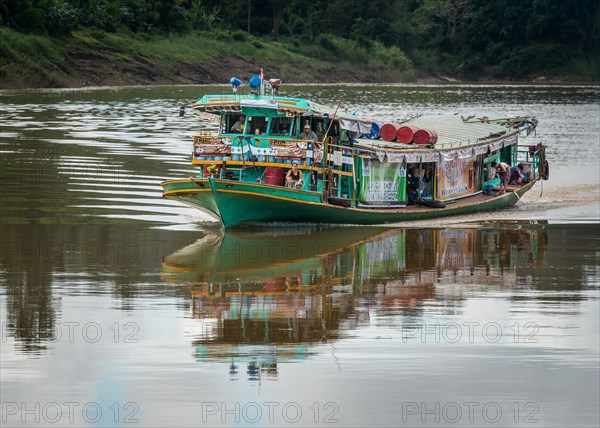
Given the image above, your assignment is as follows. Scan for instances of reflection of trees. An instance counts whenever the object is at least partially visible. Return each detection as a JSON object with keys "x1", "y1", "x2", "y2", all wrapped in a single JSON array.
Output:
[
  {"x1": 0, "y1": 224, "x2": 196, "y2": 353},
  {"x1": 2, "y1": 227, "x2": 57, "y2": 354}
]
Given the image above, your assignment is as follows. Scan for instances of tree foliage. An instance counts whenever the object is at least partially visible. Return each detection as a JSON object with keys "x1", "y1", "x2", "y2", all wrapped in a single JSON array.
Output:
[{"x1": 1, "y1": 0, "x2": 598, "y2": 77}]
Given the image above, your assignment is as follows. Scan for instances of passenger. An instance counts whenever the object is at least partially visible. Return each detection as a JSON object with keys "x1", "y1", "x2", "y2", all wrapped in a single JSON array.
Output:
[
  {"x1": 491, "y1": 161, "x2": 510, "y2": 194},
  {"x1": 286, "y1": 161, "x2": 303, "y2": 189},
  {"x1": 509, "y1": 163, "x2": 525, "y2": 185},
  {"x1": 347, "y1": 130, "x2": 357, "y2": 147},
  {"x1": 410, "y1": 167, "x2": 428, "y2": 197},
  {"x1": 299, "y1": 124, "x2": 318, "y2": 141},
  {"x1": 230, "y1": 117, "x2": 243, "y2": 132},
  {"x1": 278, "y1": 119, "x2": 290, "y2": 135}
]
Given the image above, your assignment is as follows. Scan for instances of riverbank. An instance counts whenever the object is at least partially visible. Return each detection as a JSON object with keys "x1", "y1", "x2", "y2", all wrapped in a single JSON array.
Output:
[{"x1": 1, "y1": 27, "x2": 598, "y2": 89}]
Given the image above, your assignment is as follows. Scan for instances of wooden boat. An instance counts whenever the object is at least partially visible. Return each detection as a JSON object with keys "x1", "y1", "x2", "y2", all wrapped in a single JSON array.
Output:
[{"x1": 161, "y1": 74, "x2": 548, "y2": 228}]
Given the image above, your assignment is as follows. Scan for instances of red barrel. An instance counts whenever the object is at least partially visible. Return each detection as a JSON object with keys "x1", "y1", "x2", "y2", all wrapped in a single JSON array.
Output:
[
  {"x1": 380, "y1": 123, "x2": 401, "y2": 142},
  {"x1": 265, "y1": 167, "x2": 285, "y2": 186},
  {"x1": 396, "y1": 126, "x2": 419, "y2": 144},
  {"x1": 413, "y1": 129, "x2": 438, "y2": 145}
]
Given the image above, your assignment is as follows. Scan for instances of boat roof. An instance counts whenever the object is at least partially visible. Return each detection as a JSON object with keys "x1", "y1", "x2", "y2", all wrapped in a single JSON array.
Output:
[
  {"x1": 356, "y1": 113, "x2": 532, "y2": 151},
  {"x1": 193, "y1": 94, "x2": 535, "y2": 150},
  {"x1": 192, "y1": 94, "x2": 370, "y2": 122}
]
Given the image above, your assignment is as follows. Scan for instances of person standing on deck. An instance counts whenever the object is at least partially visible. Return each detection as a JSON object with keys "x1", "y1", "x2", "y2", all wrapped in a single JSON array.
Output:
[{"x1": 491, "y1": 161, "x2": 510, "y2": 194}]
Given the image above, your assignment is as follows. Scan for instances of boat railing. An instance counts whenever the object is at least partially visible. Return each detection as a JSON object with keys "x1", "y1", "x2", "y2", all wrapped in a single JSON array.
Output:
[
  {"x1": 192, "y1": 134, "x2": 357, "y2": 180},
  {"x1": 192, "y1": 133, "x2": 324, "y2": 166},
  {"x1": 323, "y1": 140, "x2": 355, "y2": 176},
  {"x1": 514, "y1": 145, "x2": 541, "y2": 180}
]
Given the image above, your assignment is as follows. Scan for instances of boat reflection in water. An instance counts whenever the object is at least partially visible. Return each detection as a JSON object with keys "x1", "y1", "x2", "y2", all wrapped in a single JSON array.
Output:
[{"x1": 161, "y1": 224, "x2": 547, "y2": 380}]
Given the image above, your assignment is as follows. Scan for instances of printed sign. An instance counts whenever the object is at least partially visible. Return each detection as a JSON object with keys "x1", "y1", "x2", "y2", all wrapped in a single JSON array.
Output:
[
  {"x1": 358, "y1": 158, "x2": 406, "y2": 206},
  {"x1": 437, "y1": 151, "x2": 476, "y2": 201}
]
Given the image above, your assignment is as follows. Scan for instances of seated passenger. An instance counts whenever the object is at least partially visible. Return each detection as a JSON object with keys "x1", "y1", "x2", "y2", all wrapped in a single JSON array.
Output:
[
  {"x1": 410, "y1": 167, "x2": 428, "y2": 197},
  {"x1": 299, "y1": 124, "x2": 318, "y2": 141},
  {"x1": 279, "y1": 119, "x2": 290, "y2": 134},
  {"x1": 230, "y1": 115, "x2": 244, "y2": 133},
  {"x1": 231, "y1": 120, "x2": 241, "y2": 132},
  {"x1": 509, "y1": 164, "x2": 525, "y2": 185},
  {"x1": 286, "y1": 162, "x2": 303, "y2": 189},
  {"x1": 248, "y1": 116, "x2": 267, "y2": 135}
]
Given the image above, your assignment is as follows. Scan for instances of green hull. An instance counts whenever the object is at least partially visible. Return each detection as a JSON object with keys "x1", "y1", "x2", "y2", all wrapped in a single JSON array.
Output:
[
  {"x1": 161, "y1": 178, "x2": 220, "y2": 220},
  {"x1": 208, "y1": 178, "x2": 539, "y2": 228},
  {"x1": 162, "y1": 177, "x2": 539, "y2": 228}
]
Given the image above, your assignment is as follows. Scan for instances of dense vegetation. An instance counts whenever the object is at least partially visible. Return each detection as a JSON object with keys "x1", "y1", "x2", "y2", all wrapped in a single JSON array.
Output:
[{"x1": 1, "y1": 0, "x2": 599, "y2": 87}]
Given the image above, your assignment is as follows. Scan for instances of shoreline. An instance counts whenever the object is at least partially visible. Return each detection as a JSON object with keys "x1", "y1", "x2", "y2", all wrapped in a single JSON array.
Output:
[{"x1": 2, "y1": 78, "x2": 599, "y2": 92}]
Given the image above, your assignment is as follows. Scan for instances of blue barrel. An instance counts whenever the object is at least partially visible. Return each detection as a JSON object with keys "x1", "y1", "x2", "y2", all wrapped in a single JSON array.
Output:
[
  {"x1": 364, "y1": 122, "x2": 381, "y2": 139},
  {"x1": 249, "y1": 74, "x2": 261, "y2": 89}
]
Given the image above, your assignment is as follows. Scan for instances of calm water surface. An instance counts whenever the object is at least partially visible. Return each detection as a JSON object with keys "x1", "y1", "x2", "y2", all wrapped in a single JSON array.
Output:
[{"x1": 1, "y1": 85, "x2": 599, "y2": 427}]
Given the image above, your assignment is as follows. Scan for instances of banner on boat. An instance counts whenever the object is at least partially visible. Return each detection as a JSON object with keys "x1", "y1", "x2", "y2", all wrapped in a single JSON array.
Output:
[
  {"x1": 358, "y1": 158, "x2": 406, "y2": 206},
  {"x1": 437, "y1": 150, "x2": 476, "y2": 201}
]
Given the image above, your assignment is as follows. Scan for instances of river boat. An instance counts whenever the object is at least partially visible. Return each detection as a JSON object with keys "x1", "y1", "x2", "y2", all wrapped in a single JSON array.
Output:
[{"x1": 161, "y1": 75, "x2": 548, "y2": 228}]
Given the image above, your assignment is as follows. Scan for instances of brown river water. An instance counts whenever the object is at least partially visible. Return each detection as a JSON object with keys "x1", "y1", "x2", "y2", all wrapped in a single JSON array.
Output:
[{"x1": 1, "y1": 84, "x2": 598, "y2": 427}]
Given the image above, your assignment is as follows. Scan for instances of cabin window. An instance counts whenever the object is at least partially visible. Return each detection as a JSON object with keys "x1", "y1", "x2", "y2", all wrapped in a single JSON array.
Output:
[
  {"x1": 328, "y1": 120, "x2": 340, "y2": 144},
  {"x1": 246, "y1": 116, "x2": 268, "y2": 135},
  {"x1": 313, "y1": 119, "x2": 326, "y2": 141},
  {"x1": 226, "y1": 113, "x2": 245, "y2": 134},
  {"x1": 270, "y1": 117, "x2": 293, "y2": 136}
]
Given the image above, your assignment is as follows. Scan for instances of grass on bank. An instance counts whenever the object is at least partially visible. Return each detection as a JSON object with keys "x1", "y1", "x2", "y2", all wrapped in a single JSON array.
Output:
[
  {"x1": 1, "y1": 26, "x2": 598, "y2": 88},
  {"x1": 1, "y1": 27, "x2": 418, "y2": 87},
  {"x1": 76, "y1": 28, "x2": 418, "y2": 79},
  {"x1": 0, "y1": 28, "x2": 67, "y2": 87}
]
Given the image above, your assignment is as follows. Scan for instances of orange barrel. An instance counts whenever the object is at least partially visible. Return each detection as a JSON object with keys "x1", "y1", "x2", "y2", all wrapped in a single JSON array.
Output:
[
  {"x1": 380, "y1": 123, "x2": 401, "y2": 142},
  {"x1": 265, "y1": 167, "x2": 285, "y2": 186},
  {"x1": 396, "y1": 126, "x2": 419, "y2": 144},
  {"x1": 413, "y1": 129, "x2": 438, "y2": 145}
]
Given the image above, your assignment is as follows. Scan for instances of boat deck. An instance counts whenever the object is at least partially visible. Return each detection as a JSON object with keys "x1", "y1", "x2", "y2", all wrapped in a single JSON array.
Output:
[{"x1": 359, "y1": 183, "x2": 528, "y2": 214}]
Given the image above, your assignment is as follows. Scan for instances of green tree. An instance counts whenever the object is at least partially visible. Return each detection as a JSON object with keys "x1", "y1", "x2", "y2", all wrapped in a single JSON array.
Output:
[
  {"x1": 1, "y1": 0, "x2": 47, "y2": 33},
  {"x1": 45, "y1": 0, "x2": 78, "y2": 35}
]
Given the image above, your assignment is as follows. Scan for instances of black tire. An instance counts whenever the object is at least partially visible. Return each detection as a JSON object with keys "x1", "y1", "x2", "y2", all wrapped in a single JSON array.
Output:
[{"x1": 542, "y1": 159, "x2": 549, "y2": 180}]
